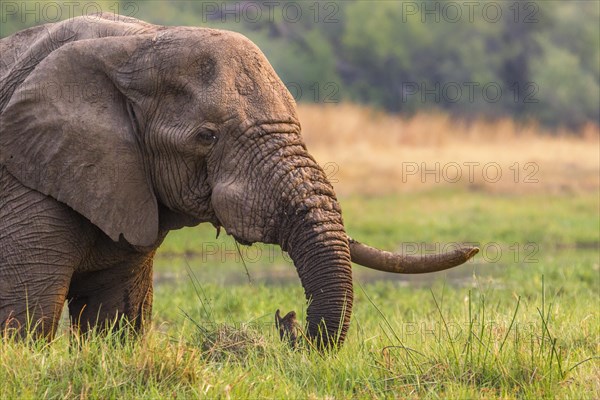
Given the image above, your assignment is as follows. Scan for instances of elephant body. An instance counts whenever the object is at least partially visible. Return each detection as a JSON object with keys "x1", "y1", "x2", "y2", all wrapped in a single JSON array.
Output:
[
  {"x1": 1, "y1": 14, "x2": 477, "y2": 347},
  {"x1": 0, "y1": 163, "x2": 158, "y2": 335},
  {"x1": 0, "y1": 14, "x2": 353, "y2": 346}
]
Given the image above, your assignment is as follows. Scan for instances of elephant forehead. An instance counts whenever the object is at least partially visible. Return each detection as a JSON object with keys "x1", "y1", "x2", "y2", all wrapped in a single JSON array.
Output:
[
  {"x1": 157, "y1": 29, "x2": 297, "y2": 121},
  {"x1": 173, "y1": 29, "x2": 267, "y2": 65},
  {"x1": 183, "y1": 38, "x2": 281, "y2": 86},
  {"x1": 188, "y1": 55, "x2": 218, "y2": 85}
]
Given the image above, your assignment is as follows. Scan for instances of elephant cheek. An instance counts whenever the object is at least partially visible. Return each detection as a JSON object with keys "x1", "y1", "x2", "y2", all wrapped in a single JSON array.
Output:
[{"x1": 210, "y1": 182, "x2": 266, "y2": 244}]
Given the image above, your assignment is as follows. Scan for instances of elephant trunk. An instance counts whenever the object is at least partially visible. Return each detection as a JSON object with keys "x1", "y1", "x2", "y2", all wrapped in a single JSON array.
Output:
[
  {"x1": 222, "y1": 123, "x2": 355, "y2": 348},
  {"x1": 266, "y1": 138, "x2": 353, "y2": 348},
  {"x1": 282, "y1": 210, "x2": 353, "y2": 349}
]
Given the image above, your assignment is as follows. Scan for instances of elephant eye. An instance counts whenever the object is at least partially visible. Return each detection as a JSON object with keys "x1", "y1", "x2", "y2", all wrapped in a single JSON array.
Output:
[{"x1": 196, "y1": 128, "x2": 217, "y2": 144}]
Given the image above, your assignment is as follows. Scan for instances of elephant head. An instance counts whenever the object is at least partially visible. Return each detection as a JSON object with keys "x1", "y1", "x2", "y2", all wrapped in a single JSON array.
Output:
[{"x1": 0, "y1": 15, "x2": 477, "y2": 348}]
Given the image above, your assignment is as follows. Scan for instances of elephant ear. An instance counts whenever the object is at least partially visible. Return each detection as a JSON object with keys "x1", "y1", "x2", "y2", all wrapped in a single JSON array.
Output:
[{"x1": 0, "y1": 36, "x2": 159, "y2": 247}]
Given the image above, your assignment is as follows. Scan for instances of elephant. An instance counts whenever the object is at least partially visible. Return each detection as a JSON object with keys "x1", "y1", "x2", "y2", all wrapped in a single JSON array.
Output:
[{"x1": 0, "y1": 14, "x2": 478, "y2": 348}]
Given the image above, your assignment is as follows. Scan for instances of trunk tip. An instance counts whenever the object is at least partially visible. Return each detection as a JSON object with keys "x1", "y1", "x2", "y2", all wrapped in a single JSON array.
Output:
[{"x1": 275, "y1": 308, "x2": 300, "y2": 348}]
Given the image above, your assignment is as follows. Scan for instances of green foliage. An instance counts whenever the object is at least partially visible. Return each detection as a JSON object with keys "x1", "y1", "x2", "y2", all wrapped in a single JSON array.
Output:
[
  {"x1": 529, "y1": 35, "x2": 600, "y2": 128},
  {"x1": 1, "y1": 0, "x2": 598, "y2": 128}
]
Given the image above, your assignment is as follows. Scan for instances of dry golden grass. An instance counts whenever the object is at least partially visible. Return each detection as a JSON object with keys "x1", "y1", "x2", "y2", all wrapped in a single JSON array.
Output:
[{"x1": 298, "y1": 103, "x2": 600, "y2": 195}]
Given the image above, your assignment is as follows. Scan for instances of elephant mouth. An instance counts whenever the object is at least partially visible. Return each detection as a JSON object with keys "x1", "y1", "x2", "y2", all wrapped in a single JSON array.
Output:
[
  {"x1": 214, "y1": 218, "x2": 260, "y2": 246},
  {"x1": 231, "y1": 234, "x2": 254, "y2": 246}
]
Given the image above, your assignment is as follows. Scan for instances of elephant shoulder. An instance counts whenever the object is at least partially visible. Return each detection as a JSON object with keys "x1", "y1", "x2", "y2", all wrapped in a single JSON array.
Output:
[{"x1": 0, "y1": 14, "x2": 161, "y2": 82}]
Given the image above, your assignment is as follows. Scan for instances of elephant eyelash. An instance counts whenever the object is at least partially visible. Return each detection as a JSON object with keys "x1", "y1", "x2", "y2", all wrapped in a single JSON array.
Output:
[{"x1": 196, "y1": 128, "x2": 217, "y2": 144}]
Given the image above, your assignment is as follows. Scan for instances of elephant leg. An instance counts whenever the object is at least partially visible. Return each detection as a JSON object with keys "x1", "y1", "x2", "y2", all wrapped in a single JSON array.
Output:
[
  {"x1": 0, "y1": 168, "x2": 92, "y2": 339},
  {"x1": 0, "y1": 262, "x2": 73, "y2": 340},
  {"x1": 67, "y1": 254, "x2": 154, "y2": 336}
]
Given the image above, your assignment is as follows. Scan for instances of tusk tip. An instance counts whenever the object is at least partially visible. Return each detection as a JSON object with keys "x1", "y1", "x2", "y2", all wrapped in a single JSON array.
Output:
[{"x1": 463, "y1": 246, "x2": 479, "y2": 260}]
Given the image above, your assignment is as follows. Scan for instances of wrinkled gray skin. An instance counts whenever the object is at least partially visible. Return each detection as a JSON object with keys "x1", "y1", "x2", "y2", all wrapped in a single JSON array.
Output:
[
  {"x1": 0, "y1": 15, "x2": 477, "y2": 348},
  {"x1": 0, "y1": 14, "x2": 351, "y2": 347}
]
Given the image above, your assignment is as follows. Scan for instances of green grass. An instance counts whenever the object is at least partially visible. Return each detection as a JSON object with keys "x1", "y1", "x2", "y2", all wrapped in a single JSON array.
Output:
[{"x1": 2, "y1": 189, "x2": 598, "y2": 399}]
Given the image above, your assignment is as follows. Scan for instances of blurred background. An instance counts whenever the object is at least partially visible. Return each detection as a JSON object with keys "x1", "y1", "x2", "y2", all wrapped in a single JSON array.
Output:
[{"x1": 2, "y1": 1, "x2": 599, "y2": 128}]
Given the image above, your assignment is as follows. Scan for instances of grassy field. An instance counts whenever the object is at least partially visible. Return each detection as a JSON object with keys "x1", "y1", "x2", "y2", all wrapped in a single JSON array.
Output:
[
  {"x1": 299, "y1": 104, "x2": 599, "y2": 196},
  {"x1": 1, "y1": 106, "x2": 598, "y2": 399}
]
